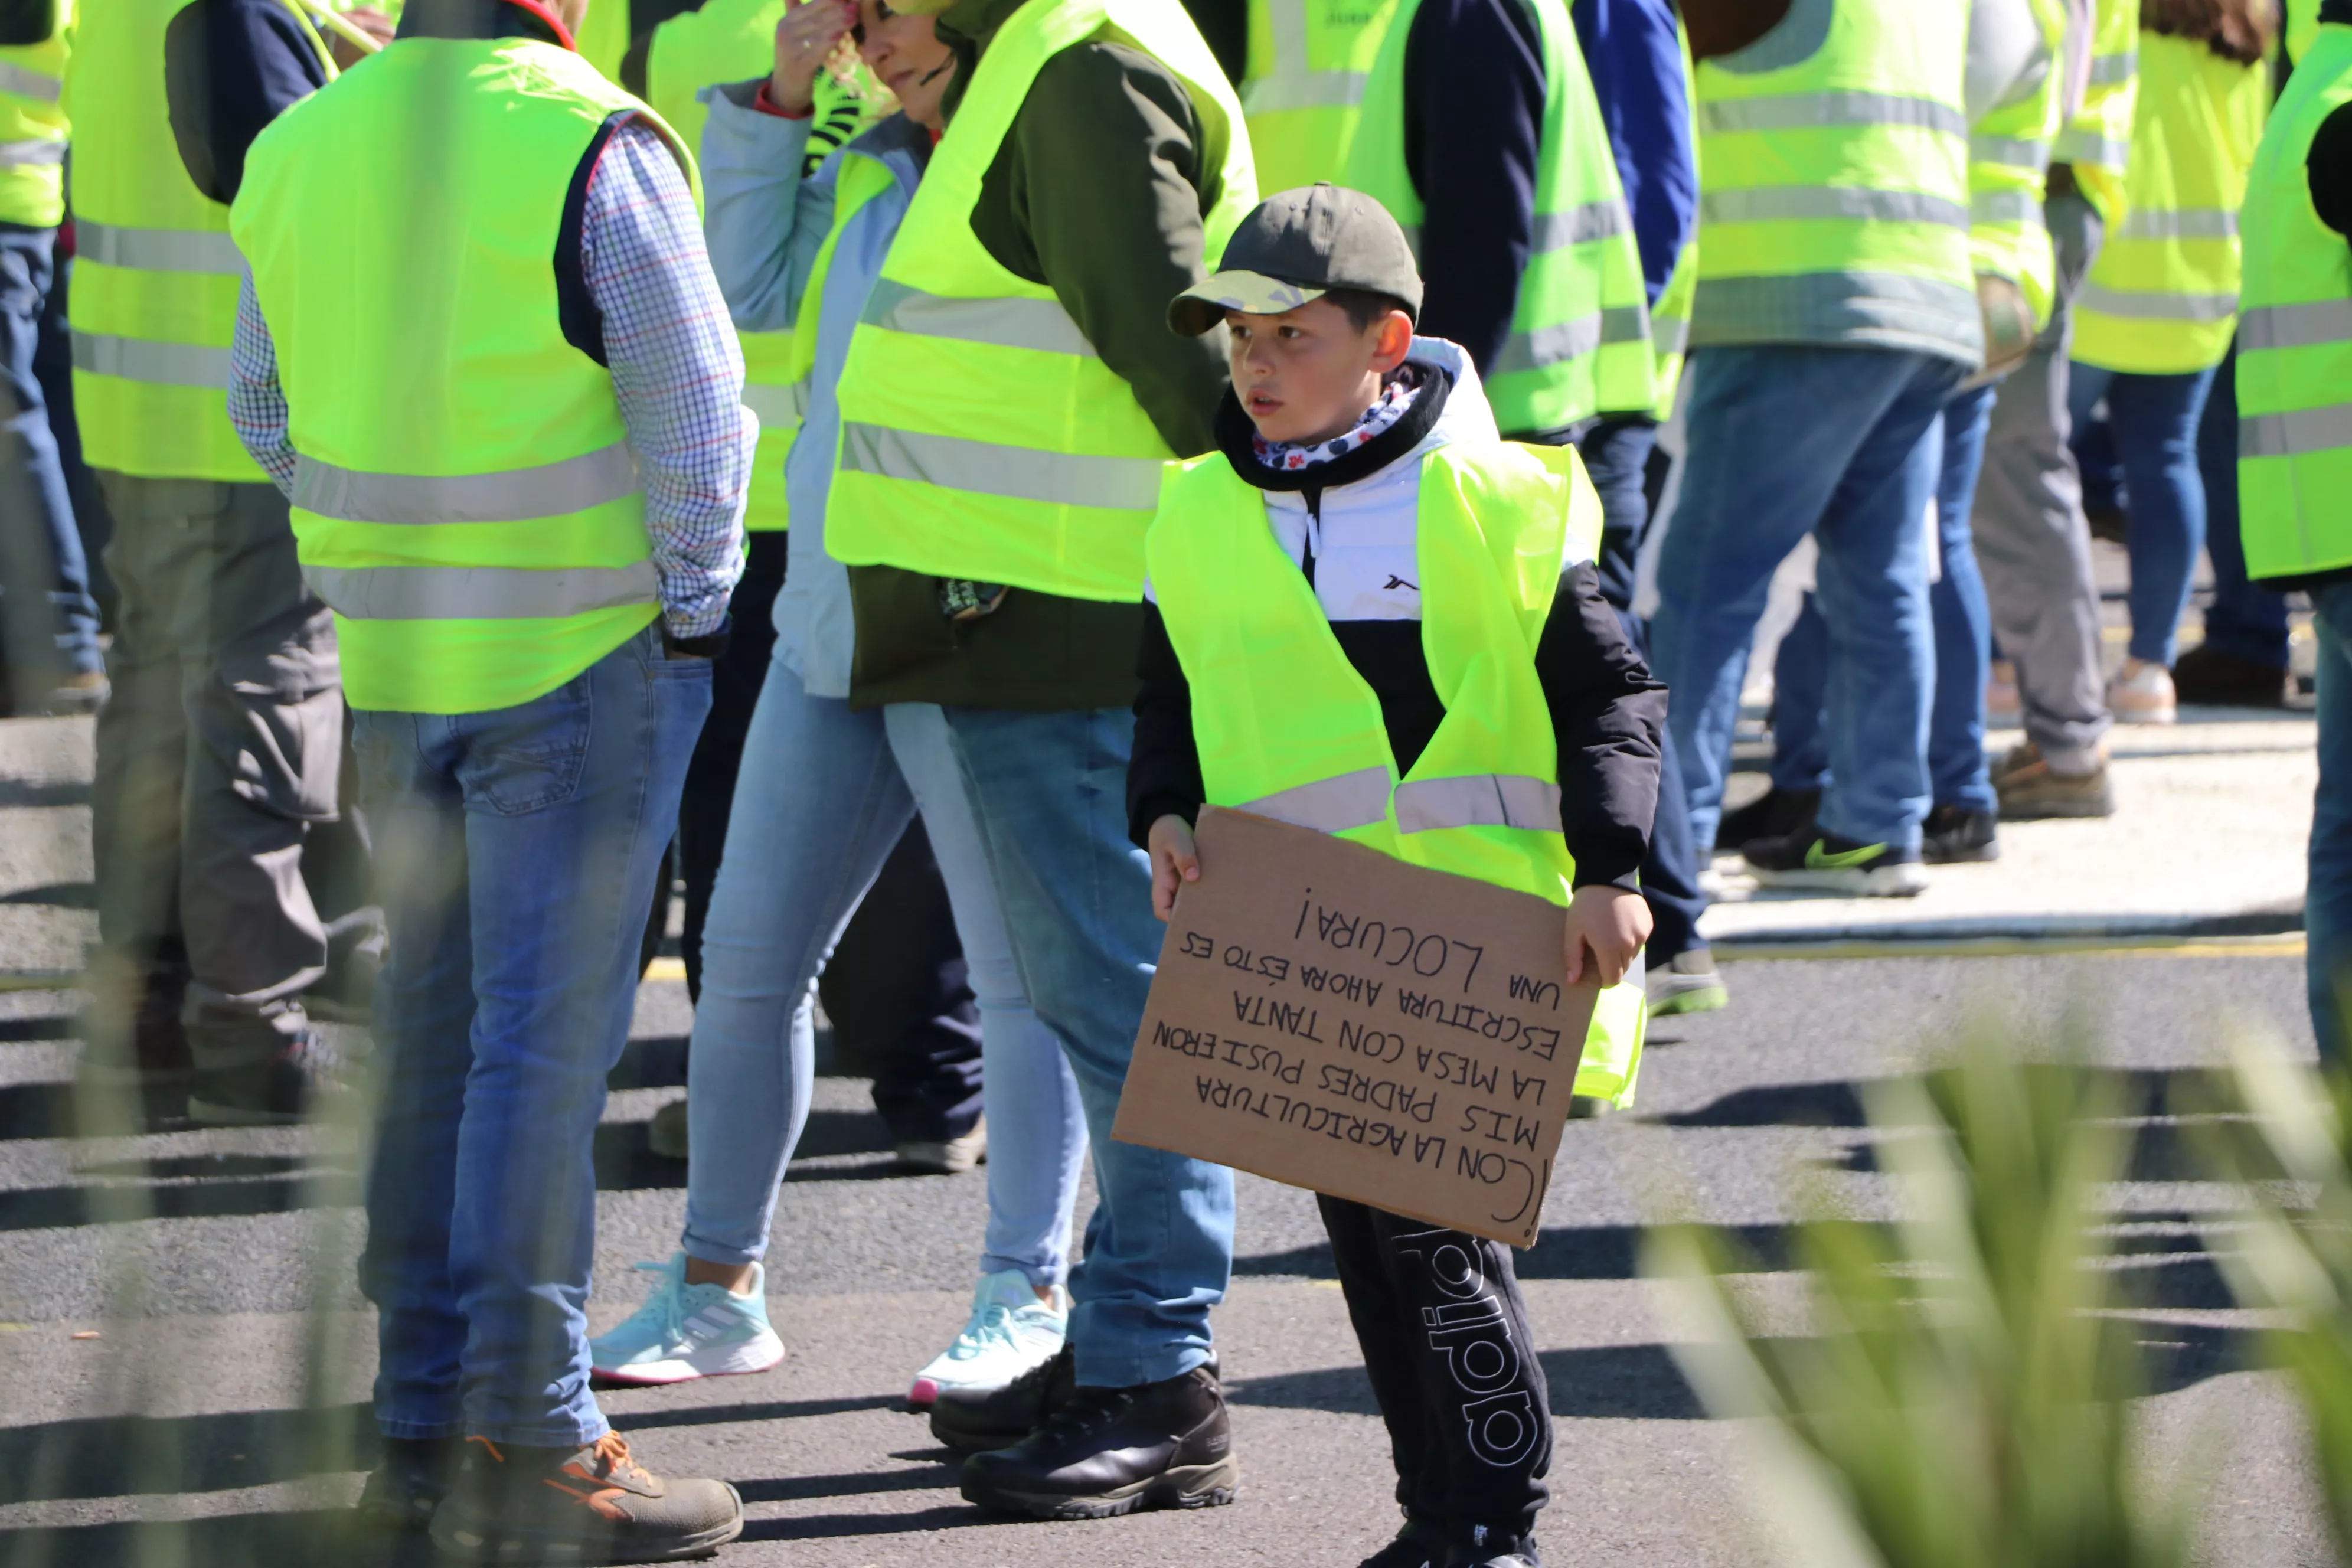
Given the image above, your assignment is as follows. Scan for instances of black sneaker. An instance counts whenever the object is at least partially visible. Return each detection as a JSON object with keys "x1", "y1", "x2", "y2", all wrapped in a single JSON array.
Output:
[
  {"x1": 1715, "y1": 786, "x2": 1819, "y2": 853},
  {"x1": 1741, "y1": 829, "x2": 1927, "y2": 897},
  {"x1": 187, "y1": 1028, "x2": 352, "y2": 1127},
  {"x1": 1920, "y1": 805, "x2": 2000, "y2": 864},
  {"x1": 1448, "y1": 1534, "x2": 1543, "y2": 1568},
  {"x1": 428, "y1": 1432, "x2": 742, "y2": 1564},
  {"x1": 357, "y1": 1436, "x2": 457, "y2": 1533},
  {"x1": 958, "y1": 1358, "x2": 1239, "y2": 1520},
  {"x1": 2172, "y1": 642, "x2": 2289, "y2": 708},
  {"x1": 930, "y1": 1340, "x2": 1073, "y2": 1451},
  {"x1": 1361, "y1": 1519, "x2": 1449, "y2": 1567}
]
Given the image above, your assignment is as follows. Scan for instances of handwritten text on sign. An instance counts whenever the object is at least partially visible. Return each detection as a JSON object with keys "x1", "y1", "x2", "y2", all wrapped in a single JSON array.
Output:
[{"x1": 1111, "y1": 806, "x2": 1596, "y2": 1247}]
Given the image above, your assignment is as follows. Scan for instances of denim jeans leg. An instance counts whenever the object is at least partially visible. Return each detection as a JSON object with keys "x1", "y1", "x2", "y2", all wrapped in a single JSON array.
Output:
[
  {"x1": 1652, "y1": 345, "x2": 1939, "y2": 852},
  {"x1": 1812, "y1": 358, "x2": 1954, "y2": 851},
  {"x1": 1769, "y1": 595, "x2": 1832, "y2": 793},
  {"x1": 449, "y1": 629, "x2": 710, "y2": 1445},
  {"x1": 2308, "y1": 584, "x2": 2352, "y2": 1066},
  {"x1": 886, "y1": 701, "x2": 1087, "y2": 1289},
  {"x1": 2115, "y1": 367, "x2": 2219, "y2": 668},
  {"x1": 2197, "y1": 348, "x2": 2292, "y2": 668},
  {"x1": 1929, "y1": 383, "x2": 2000, "y2": 814},
  {"x1": 357, "y1": 707, "x2": 477, "y2": 1442},
  {"x1": 941, "y1": 704, "x2": 1235, "y2": 1388},
  {"x1": 0, "y1": 222, "x2": 99, "y2": 677},
  {"x1": 682, "y1": 662, "x2": 913, "y2": 1267}
]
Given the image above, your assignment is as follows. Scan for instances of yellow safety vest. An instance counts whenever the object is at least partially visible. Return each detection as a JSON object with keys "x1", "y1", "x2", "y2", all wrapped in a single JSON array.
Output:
[
  {"x1": 1147, "y1": 438, "x2": 1644, "y2": 1105},
  {"x1": 2072, "y1": 30, "x2": 2267, "y2": 375},
  {"x1": 573, "y1": 0, "x2": 629, "y2": 83},
  {"x1": 1971, "y1": 0, "x2": 2068, "y2": 328},
  {"x1": 2056, "y1": 0, "x2": 2141, "y2": 224},
  {"x1": 0, "y1": 0, "x2": 69, "y2": 228},
  {"x1": 233, "y1": 35, "x2": 698, "y2": 714},
  {"x1": 1648, "y1": 20, "x2": 1698, "y2": 420},
  {"x1": 1691, "y1": 0, "x2": 1979, "y2": 360},
  {"x1": 827, "y1": 0, "x2": 1256, "y2": 602},
  {"x1": 646, "y1": 1, "x2": 879, "y2": 533},
  {"x1": 1240, "y1": 0, "x2": 1399, "y2": 192},
  {"x1": 64, "y1": 0, "x2": 333, "y2": 481},
  {"x1": 2236, "y1": 21, "x2": 2352, "y2": 579},
  {"x1": 1349, "y1": 0, "x2": 1655, "y2": 433},
  {"x1": 2292, "y1": 0, "x2": 2321, "y2": 64}
]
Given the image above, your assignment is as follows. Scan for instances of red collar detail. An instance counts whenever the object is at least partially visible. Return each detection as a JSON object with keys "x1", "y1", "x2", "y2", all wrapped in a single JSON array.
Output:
[{"x1": 505, "y1": 0, "x2": 576, "y2": 50}]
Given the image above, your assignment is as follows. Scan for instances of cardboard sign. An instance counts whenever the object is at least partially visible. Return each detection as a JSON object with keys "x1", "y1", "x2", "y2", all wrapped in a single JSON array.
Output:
[{"x1": 1112, "y1": 806, "x2": 1596, "y2": 1247}]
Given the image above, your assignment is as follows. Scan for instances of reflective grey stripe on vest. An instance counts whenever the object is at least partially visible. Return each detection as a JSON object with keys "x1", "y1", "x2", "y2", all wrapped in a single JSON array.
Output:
[
  {"x1": 2053, "y1": 128, "x2": 2129, "y2": 166},
  {"x1": 0, "y1": 61, "x2": 61, "y2": 102},
  {"x1": 1494, "y1": 306, "x2": 1650, "y2": 377},
  {"x1": 1238, "y1": 767, "x2": 1392, "y2": 834},
  {"x1": 1970, "y1": 132, "x2": 2050, "y2": 173},
  {"x1": 2087, "y1": 50, "x2": 2135, "y2": 87},
  {"x1": 1700, "y1": 90, "x2": 1966, "y2": 140},
  {"x1": 77, "y1": 219, "x2": 245, "y2": 275},
  {"x1": 742, "y1": 380, "x2": 805, "y2": 429},
  {"x1": 1700, "y1": 187, "x2": 1968, "y2": 228},
  {"x1": 1406, "y1": 201, "x2": 1632, "y2": 263},
  {"x1": 71, "y1": 332, "x2": 230, "y2": 388},
  {"x1": 1238, "y1": 0, "x2": 1368, "y2": 116},
  {"x1": 2240, "y1": 299, "x2": 2352, "y2": 352},
  {"x1": 2242, "y1": 402, "x2": 2352, "y2": 459},
  {"x1": 861, "y1": 279, "x2": 1097, "y2": 358},
  {"x1": 2118, "y1": 207, "x2": 2239, "y2": 241},
  {"x1": 292, "y1": 440, "x2": 639, "y2": 525},
  {"x1": 303, "y1": 560, "x2": 659, "y2": 620},
  {"x1": 1241, "y1": 70, "x2": 1366, "y2": 114},
  {"x1": 2076, "y1": 280, "x2": 2237, "y2": 322},
  {"x1": 1652, "y1": 313, "x2": 1692, "y2": 357},
  {"x1": 1393, "y1": 774, "x2": 1562, "y2": 836},
  {"x1": 0, "y1": 137, "x2": 61, "y2": 166},
  {"x1": 840, "y1": 422, "x2": 1162, "y2": 511},
  {"x1": 1971, "y1": 189, "x2": 2046, "y2": 227},
  {"x1": 1534, "y1": 200, "x2": 1631, "y2": 251}
]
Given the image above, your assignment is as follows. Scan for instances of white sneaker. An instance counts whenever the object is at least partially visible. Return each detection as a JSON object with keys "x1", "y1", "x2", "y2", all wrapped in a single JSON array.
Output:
[
  {"x1": 589, "y1": 1252, "x2": 786, "y2": 1386},
  {"x1": 906, "y1": 1268, "x2": 1069, "y2": 1410},
  {"x1": 2108, "y1": 658, "x2": 2178, "y2": 724}
]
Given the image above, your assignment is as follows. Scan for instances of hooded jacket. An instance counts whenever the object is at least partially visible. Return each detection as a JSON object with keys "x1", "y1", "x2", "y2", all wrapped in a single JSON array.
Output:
[{"x1": 1129, "y1": 338, "x2": 1668, "y2": 890}]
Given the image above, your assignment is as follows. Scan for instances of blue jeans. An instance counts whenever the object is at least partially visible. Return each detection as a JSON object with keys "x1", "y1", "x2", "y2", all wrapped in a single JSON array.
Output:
[
  {"x1": 357, "y1": 626, "x2": 710, "y2": 1447},
  {"x1": 2197, "y1": 345, "x2": 2292, "y2": 669},
  {"x1": 942, "y1": 705, "x2": 1236, "y2": 1388},
  {"x1": 1652, "y1": 345, "x2": 1962, "y2": 854},
  {"x1": 1773, "y1": 381, "x2": 2001, "y2": 815},
  {"x1": 1580, "y1": 414, "x2": 1709, "y2": 961},
  {"x1": 0, "y1": 222, "x2": 100, "y2": 675},
  {"x1": 2309, "y1": 583, "x2": 2352, "y2": 1065},
  {"x1": 2067, "y1": 359, "x2": 2220, "y2": 668},
  {"x1": 679, "y1": 662, "x2": 1087, "y2": 1289}
]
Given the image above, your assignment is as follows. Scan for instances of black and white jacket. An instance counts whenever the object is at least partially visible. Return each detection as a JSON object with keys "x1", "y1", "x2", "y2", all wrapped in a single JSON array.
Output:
[{"x1": 1129, "y1": 339, "x2": 1668, "y2": 891}]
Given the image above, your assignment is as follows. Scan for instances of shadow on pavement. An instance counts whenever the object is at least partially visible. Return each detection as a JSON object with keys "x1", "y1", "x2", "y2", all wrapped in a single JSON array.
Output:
[
  {"x1": 0, "y1": 1403, "x2": 372, "y2": 1505},
  {"x1": 1233, "y1": 1343, "x2": 1710, "y2": 1421}
]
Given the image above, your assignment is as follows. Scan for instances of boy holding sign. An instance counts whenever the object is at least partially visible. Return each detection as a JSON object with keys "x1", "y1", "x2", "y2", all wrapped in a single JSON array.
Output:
[{"x1": 1129, "y1": 185, "x2": 1667, "y2": 1568}]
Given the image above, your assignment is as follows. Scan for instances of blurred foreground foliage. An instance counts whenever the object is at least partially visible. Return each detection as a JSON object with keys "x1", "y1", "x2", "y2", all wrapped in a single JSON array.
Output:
[{"x1": 1644, "y1": 1028, "x2": 2190, "y2": 1568}]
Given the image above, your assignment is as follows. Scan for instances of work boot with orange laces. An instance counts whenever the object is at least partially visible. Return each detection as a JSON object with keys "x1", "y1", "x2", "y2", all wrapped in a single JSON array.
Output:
[{"x1": 429, "y1": 1430, "x2": 743, "y2": 1564}]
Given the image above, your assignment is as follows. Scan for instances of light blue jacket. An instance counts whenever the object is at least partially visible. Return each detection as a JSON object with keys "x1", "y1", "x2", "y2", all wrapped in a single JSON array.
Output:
[{"x1": 699, "y1": 84, "x2": 929, "y2": 699}]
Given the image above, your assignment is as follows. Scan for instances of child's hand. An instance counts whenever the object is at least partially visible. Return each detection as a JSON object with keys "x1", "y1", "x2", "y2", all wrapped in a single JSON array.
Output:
[
  {"x1": 1148, "y1": 815, "x2": 1201, "y2": 921},
  {"x1": 1564, "y1": 884, "x2": 1651, "y2": 988}
]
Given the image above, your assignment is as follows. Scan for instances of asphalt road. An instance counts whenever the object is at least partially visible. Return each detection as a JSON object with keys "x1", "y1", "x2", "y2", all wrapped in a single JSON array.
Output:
[{"x1": 0, "y1": 711, "x2": 2333, "y2": 1567}]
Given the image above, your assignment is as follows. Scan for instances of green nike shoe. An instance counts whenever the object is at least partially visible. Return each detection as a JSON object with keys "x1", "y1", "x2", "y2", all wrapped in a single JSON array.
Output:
[{"x1": 1741, "y1": 829, "x2": 1928, "y2": 898}]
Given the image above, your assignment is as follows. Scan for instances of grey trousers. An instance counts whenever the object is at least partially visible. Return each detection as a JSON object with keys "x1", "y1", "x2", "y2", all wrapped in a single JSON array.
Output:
[
  {"x1": 85, "y1": 473, "x2": 344, "y2": 1073},
  {"x1": 1971, "y1": 190, "x2": 2113, "y2": 774}
]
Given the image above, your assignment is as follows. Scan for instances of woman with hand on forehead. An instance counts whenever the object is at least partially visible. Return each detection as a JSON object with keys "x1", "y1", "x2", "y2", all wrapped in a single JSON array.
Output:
[{"x1": 590, "y1": 0, "x2": 1093, "y2": 1426}]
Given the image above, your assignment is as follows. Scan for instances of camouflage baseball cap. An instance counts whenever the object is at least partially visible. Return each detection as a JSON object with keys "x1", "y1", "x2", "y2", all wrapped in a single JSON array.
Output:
[{"x1": 1168, "y1": 183, "x2": 1422, "y2": 338}]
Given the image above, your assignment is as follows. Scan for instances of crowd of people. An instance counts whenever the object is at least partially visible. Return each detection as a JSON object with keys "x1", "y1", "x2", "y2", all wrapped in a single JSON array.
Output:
[{"x1": 8, "y1": 0, "x2": 2351, "y2": 1561}]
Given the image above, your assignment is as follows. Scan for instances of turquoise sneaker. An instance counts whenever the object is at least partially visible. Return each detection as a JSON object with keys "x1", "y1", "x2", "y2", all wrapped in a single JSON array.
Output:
[
  {"x1": 907, "y1": 1268, "x2": 1069, "y2": 1410},
  {"x1": 589, "y1": 1252, "x2": 785, "y2": 1387}
]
